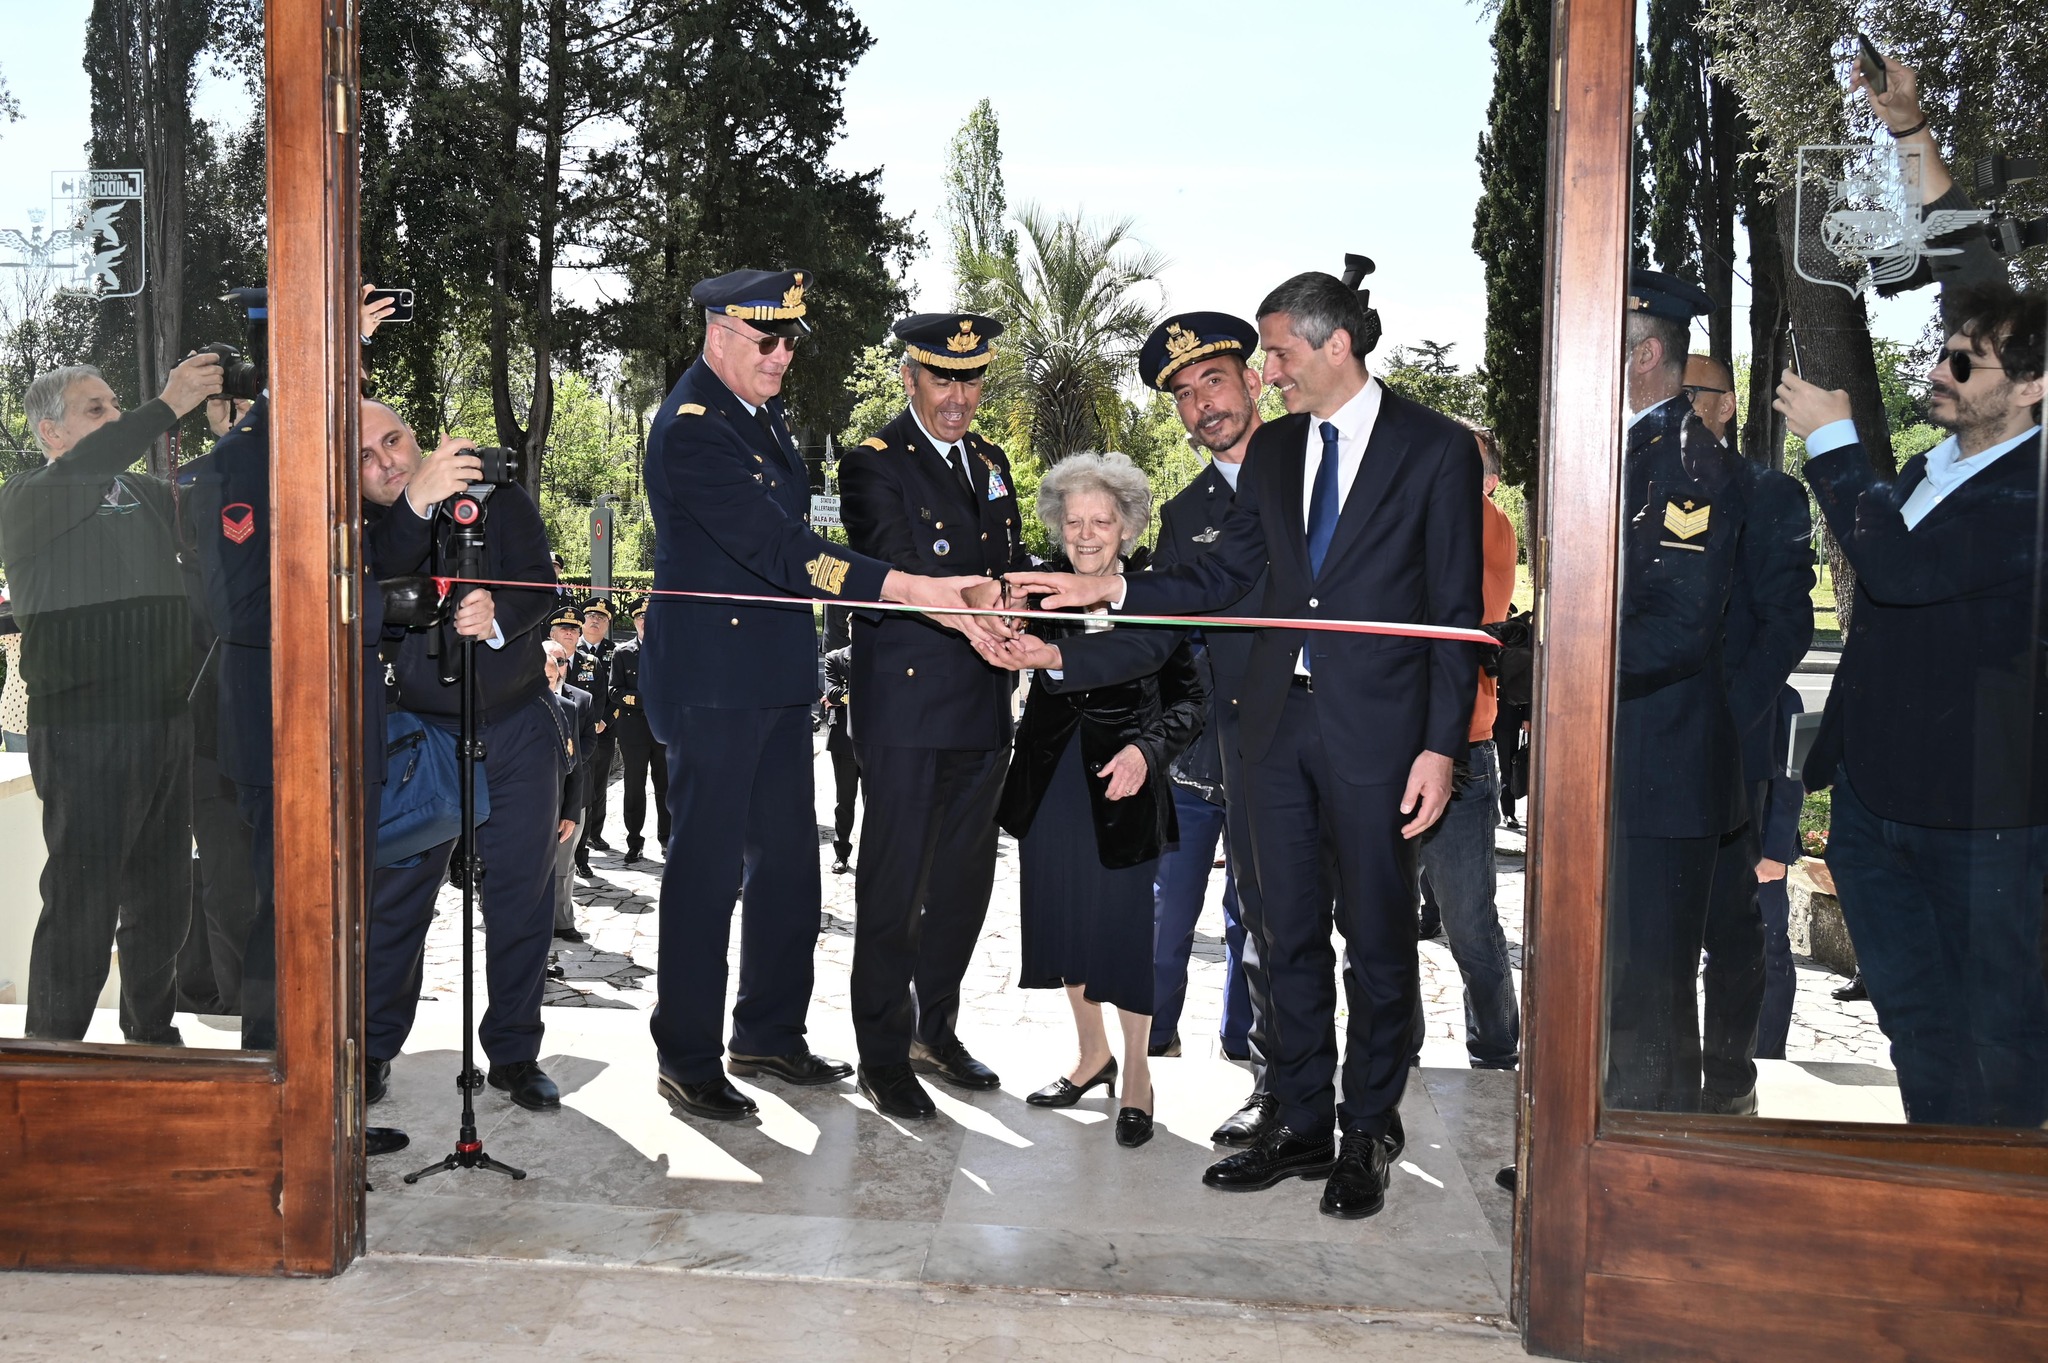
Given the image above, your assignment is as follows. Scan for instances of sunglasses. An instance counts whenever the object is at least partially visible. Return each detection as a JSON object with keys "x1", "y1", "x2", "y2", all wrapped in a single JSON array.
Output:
[
  {"x1": 1936, "y1": 346, "x2": 2006, "y2": 383},
  {"x1": 718, "y1": 322, "x2": 799, "y2": 356}
]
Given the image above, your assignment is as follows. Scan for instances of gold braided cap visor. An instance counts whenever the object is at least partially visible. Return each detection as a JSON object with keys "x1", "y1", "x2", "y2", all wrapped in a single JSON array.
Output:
[
  {"x1": 1153, "y1": 338, "x2": 1247, "y2": 389},
  {"x1": 904, "y1": 344, "x2": 996, "y2": 373}
]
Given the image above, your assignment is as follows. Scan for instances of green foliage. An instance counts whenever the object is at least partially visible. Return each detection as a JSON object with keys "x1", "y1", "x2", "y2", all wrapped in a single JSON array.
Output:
[
  {"x1": 1472, "y1": 0, "x2": 1551, "y2": 492},
  {"x1": 1380, "y1": 341, "x2": 1488, "y2": 426},
  {"x1": 980, "y1": 206, "x2": 1165, "y2": 465},
  {"x1": 1800, "y1": 788, "x2": 1831, "y2": 858},
  {"x1": 837, "y1": 344, "x2": 904, "y2": 449},
  {"x1": 1644, "y1": 0, "x2": 1710, "y2": 283},
  {"x1": 942, "y1": 100, "x2": 1016, "y2": 315}
]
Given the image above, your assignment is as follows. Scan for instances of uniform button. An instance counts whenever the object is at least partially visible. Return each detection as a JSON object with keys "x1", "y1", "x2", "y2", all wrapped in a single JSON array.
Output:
[
  {"x1": 1308, "y1": 597, "x2": 1319, "y2": 608},
  {"x1": 981, "y1": 532, "x2": 988, "y2": 541},
  {"x1": 1231, "y1": 698, "x2": 1239, "y2": 706},
  {"x1": 730, "y1": 617, "x2": 739, "y2": 626},
  {"x1": 906, "y1": 668, "x2": 916, "y2": 677},
  {"x1": 935, "y1": 522, "x2": 944, "y2": 531}
]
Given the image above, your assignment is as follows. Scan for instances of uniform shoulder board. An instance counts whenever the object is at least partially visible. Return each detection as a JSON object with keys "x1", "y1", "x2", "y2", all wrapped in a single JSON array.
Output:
[
  {"x1": 676, "y1": 402, "x2": 707, "y2": 417},
  {"x1": 860, "y1": 436, "x2": 887, "y2": 451}
]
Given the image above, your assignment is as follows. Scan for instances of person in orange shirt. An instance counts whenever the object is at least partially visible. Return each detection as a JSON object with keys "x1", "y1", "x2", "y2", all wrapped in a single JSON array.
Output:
[{"x1": 1414, "y1": 427, "x2": 1521, "y2": 1068}]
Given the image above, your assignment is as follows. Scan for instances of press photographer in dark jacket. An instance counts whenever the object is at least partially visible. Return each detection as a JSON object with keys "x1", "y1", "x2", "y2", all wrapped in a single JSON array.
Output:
[
  {"x1": 358, "y1": 398, "x2": 566, "y2": 1113},
  {"x1": 0, "y1": 351, "x2": 221, "y2": 1042}
]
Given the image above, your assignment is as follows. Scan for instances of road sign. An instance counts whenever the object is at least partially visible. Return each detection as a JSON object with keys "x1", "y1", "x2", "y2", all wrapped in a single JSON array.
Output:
[{"x1": 810, "y1": 494, "x2": 842, "y2": 529}]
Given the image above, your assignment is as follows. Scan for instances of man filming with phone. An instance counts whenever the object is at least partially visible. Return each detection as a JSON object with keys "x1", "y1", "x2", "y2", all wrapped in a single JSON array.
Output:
[{"x1": 359, "y1": 400, "x2": 567, "y2": 1116}]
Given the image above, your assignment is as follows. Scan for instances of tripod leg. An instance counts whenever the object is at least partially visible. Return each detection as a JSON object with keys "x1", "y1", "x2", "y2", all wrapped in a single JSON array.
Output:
[
  {"x1": 476, "y1": 1154, "x2": 527, "y2": 1179},
  {"x1": 402, "y1": 1153, "x2": 460, "y2": 1184}
]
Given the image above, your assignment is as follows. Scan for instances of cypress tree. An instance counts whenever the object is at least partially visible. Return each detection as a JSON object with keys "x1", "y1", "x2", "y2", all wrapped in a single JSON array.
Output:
[{"x1": 1472, "y1": 0, "x2": 1552, "y2": 493}]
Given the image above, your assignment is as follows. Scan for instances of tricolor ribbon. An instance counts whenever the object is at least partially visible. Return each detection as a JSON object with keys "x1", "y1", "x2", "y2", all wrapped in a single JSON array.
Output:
[{"x1": 429, "y1": 575, "x2": 1498, "y2": 647}]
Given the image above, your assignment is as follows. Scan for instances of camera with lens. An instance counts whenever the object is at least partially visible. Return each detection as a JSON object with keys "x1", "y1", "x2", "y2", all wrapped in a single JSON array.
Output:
[
  {"x1": 468, "y1": 445, "x2": 527, "y2": 488},
  {"x1": 200, "y1": 286, "x2": 270, "y2": 401}
]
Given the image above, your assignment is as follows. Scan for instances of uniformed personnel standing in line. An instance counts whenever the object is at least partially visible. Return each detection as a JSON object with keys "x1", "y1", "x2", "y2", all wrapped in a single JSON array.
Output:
[
  {"x1": 835, "y1": 312, "x2": 1033, "y2": 1119},
  {"x1": 641, "y1": 268, "x2": 1005, "y2": 1122},
  {"x1": 1605, "y1": 270, "x2": 1754, "y2": 1113},
  {"x1": 607, "y1": 600, "x2": 670, "y2": 865},
  {"x1": 573, "y1": 598, "x2": 617, "y2": 863}
]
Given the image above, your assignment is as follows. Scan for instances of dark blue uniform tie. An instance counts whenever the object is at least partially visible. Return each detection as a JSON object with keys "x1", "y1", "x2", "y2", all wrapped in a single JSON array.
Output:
[{"x1": 1306, "y1": 420, "x2": 1341, "y2": 577}]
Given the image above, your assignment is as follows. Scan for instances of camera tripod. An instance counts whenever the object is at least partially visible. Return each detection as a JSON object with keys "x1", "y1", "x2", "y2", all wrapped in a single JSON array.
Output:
[{"x1": 406, "y1": 487, "x2": 524, "y2": 1184}]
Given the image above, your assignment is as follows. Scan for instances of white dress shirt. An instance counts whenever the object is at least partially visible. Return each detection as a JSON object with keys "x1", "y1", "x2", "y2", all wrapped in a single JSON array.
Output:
[
  {"x1": 908, "y1": 405, "x2": 970, "y2": 485},
  {"x1": 1292, "y1": 377, "x2": 1384, "y2": 673},
  {"x1": 1806, "y1": 417, "x2": 2041, "y2": 530}
]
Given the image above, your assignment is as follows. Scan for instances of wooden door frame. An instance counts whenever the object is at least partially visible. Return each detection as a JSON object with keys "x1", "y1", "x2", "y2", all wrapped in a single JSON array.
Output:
[
  {"x1": 0, "y1": 0, "x2": 363, "y2": 1276},
  {"x1": 1517, "y1": 1, "x2": 2048, "y2": 1358}
]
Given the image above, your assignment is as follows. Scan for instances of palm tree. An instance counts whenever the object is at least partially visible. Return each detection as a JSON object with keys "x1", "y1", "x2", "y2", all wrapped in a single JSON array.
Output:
[{"x1": 985, "y1": 206, "x2": 1165, "y2": 463}]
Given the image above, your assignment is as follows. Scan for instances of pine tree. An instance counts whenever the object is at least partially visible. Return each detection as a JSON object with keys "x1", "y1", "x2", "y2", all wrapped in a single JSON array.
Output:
[
  {"x1": 942, "y1": 99, "x2": 1016, "y2": 315},
  {"x1": 1471, "y1": 0, "x2": 1551, "y2": 492}
]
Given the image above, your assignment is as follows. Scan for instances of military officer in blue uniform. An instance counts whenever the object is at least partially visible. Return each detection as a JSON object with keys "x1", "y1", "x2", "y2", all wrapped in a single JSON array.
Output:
[
  {"x1": 835, "y1": 312, "x2": 1031, "y2": 1119},
  {"x1": 1606, "y1": 270, "x2": 1764, "y2": 1113},
  {"x1": 642, "y1": 268, "x2": 1004, "y2": 1122},
  {"x1": 607, "y1": 600, "x2": 669, "y2": 865},
  {"x1": 574, "y1": 598, "x2": 618, "y2": 860}
]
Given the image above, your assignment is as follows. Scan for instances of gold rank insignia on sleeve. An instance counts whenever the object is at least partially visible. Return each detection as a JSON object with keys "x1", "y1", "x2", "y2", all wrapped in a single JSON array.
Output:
[
  {"x1": 676, "y1": 402, "x2": 706, "y2": 416},
  {"x1": 806, "y1": 554, "x2": 850, "y2": 595},
  {"x1": 861, "y1": 436, "x2": 887, "y2": 451},
  {"x1": 1660, "y1": 498, "x2": 1711, "y2": 551}
]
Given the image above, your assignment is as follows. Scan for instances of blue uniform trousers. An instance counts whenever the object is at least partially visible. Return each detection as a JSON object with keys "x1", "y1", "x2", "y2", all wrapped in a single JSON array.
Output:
[
  {"x1": 650, "y1": 704, "x2": 819, "y2": 1082},
  {"x1": 1243, "y1": 687, "x2": 1420, "y2": 1139},
  {"x1": 365, "y1": 695, "x2": 561, "y2": 1065},
  {"x1": 1149, "y1": 784, "x2": 1254, "y2": 1056}
]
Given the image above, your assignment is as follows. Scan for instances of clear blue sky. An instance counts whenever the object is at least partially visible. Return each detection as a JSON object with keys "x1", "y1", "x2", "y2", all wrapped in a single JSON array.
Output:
[{"x1": 4, "y1": 1, "x2": 1931, "y2": 369}]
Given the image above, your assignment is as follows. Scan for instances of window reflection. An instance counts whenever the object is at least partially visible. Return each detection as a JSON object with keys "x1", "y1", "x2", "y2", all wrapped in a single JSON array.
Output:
[
  {"x1": 1608, "y1": 41, "x2": 2048, "y2": 1129},
  {"x1": 0, "y1": 10, "x2": 268, "y2": 1051}
]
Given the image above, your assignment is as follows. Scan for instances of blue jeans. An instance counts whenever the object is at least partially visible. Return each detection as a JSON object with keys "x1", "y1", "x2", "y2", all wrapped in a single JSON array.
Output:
[
  {"x1": 1150, "y1": 783, "x2": 1252, "y2": 1054},
  {"x1": 1417, "y1": 740, "x2": 1520, "y2": 1068},
  {"x1": 1827, "y1": 768, "x2": 2048, "y2": 1127}
]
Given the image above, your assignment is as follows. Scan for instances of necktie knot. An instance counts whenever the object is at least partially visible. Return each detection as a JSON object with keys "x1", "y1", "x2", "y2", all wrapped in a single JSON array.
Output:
[{"x1": 1320, "y1": 420, "x2": 1339, "y2": 450}]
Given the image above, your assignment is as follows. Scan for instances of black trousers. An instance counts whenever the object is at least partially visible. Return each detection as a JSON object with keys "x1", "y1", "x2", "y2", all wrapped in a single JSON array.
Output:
[
  {"x1": 849, "y1": 742, "x2": 1007, "y2": 1066},
  {"x1": 24, "y1": 714, "x2": 192, "y2": 1042},
  {"x1": 577, "y1": 732, "x2": 618, "y2": 854},
  {"x1": 234, "y1": 783, "x2": 277, "y2": 1049},
  {"x1": 1239, "y1": 688, "x2": 1418, "y2": 1138},
  {"x1": 176, "y1": 752, "x2": 259, "y2": 1016},
  {"x1": 1701, "y1": 785, "x2": 1768, "y2": 1100},
  {"x1": 650, "y1": 704, "x2": 819, "y2": 1082},
  {"x1": 1213, "y1": 698, "x2": 1272, "y2": 1089},
  {"x1": 617, "y1": 729, "x2": 669, "y2": 850},
  {"x1": 828, "y1": 735, "x2": 860, "y2": 860},
  {"x1": 1605, "y1": 829, "x2": 1721, "y2": 1112},
  {"x1": 364, "y1": 696, "x2": 562, "y2": 1065}
]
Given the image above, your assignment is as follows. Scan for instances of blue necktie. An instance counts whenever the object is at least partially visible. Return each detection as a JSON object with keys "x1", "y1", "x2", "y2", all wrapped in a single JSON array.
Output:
[{"x1": 1306, "y1": 420, "x2": 1341, "y2": 577}]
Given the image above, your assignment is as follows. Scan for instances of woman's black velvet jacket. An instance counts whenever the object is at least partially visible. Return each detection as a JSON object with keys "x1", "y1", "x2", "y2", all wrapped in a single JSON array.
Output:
[{"x1": 996, "y1": 556, "x2": 1207, "y2": 869}]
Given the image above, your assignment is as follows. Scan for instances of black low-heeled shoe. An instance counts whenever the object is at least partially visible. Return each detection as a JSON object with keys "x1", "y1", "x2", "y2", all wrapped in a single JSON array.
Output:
[
  {"x1": 1025, "y1": 1057, "x2": 1117, "y2": 1107},
  {"x1": 1115, "y1": 1088, "x2": 1155, "y2": 1148}
]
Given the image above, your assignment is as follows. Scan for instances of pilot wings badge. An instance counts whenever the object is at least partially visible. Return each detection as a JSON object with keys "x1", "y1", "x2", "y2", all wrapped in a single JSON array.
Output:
[{"x1": 1192, "y1": 526, "x2": 1221, "y2": 544}]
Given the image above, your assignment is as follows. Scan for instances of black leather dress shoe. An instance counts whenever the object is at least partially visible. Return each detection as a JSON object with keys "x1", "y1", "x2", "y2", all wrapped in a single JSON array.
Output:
[
  {"x1": 1210, "y1": 1090, "x2": 1279, "y2": 1147},
  {"x1": 587, "y1": 835, "x2": 612, "y2": 852},
  {"x1": 1832, "y1": 972, "x2": 1867, "y2": 1002},
  {"x1": 1202, "y1": 1125, "x2": 1337, "y2": 1191},
  {"x1": 857, "y1": 1063, "x2": 936, "y2": 1120},
  {"x1": 574, "y1": 860, "x2": 596, "y2": 880},
  {"x1": 1025, "y1": 1057, "x2": 1117, "y2": 1107},
  {"x1": 659, "y1": 1069, "x2": 759, "y2": 1121},
  {"x1": 488, "y1": 1061, "x2": 562, "y2": 1111},
  {"x1": 1495, "y1": 1165, "x2": 1517, "y2": 1193},
  {"x1": 365, "y1": 1057, "x2": 391, "y2": 1106},
  {"x1": 1146, "y1": 1033, "x2": 1181, "y2": 1058},
  {"x1": 553, "y1": 927, "x2": 585, "y2": 943},
  {"x1": 1320, "y1": 1131, "x2": 1391, "y2": 1219},
  {"x1": 1383, "y1": 1108, "x2": 1406, "y2": 1162},
  {"x1": 910, "y1": 1037, "x2": 1001, "y2": 1090},
  {"x1": 364, "y1": 1126, "x2": 409, "y2": 1157},
  {"x1": 1115, "y1": 1089, "x2": 1155, "y2": 1149},
  {"x1": 623, "y1": 844, "x2": 643, "y2": 865},
  {"x1": 726, "y1": 1048, "x2": 853, "y2": 1086},
  {"x1": 831, "y1": 857, "x2": 851, "y2": 875},
  {"x1": 1699, "y1": 1086, "x2": 1759, "y2": 1116}
]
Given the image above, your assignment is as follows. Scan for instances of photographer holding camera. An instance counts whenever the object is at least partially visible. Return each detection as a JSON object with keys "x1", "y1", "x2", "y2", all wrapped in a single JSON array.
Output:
[
  {"x1": 358, "y1": 399, "x2": 567, "y2": 1113},
  {"x1": 0, "y1": 349, "x2": 222, "y2": 1043}
]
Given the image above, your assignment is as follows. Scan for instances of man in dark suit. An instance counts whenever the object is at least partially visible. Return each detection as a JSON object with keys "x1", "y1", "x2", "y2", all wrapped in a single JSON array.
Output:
[
  {"x1": 1020, "y1": 312, "x2": 1278, "y2": 1144},
  {"x1": 821, "y1": 643, "x2": 858, "y2": 873},
  {"x1": 641, "y1": 269, "x2": 1002, "y2": 1123},
  {"x1": 572, "y1": 598, "x2": 616, "y2": 865},
  {"x1": 1681, "y1": 353, "x2": 1815, "y2": 1114},
  {"x1": 608, "y1": 601, "x2": 668, "y2": 865},
  {"x1": 1009, "y1": 272, "x2": 1483, "y2": 1219},
  {"x1": 835, "y1": 312, "x2": 1030, "y2": 1119},
  {"x1": 1776, "y1": 285, "x2": 2048, "y2": 1128}
]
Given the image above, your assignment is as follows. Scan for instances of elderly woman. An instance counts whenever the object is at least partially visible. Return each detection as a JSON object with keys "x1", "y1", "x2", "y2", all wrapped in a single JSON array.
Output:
[{"x1": 990, "y1": 452, "x2": 1205, "y2": 1149}]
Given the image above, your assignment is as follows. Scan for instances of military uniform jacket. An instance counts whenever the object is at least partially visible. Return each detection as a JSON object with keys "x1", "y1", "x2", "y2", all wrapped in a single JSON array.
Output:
[
  {"x1": 641, "y1": 359, "x2": 890, "y2": 718},
  {"x1": 571, "y1": 637, "x2": 612, "y2": 723},
  {"x1": 1717, "y1": 456, "x2": 1815, "y2": 783},
  {"x1": 838, "y1": 406, "x2": 1029, "y2": 750},
  {"x1": 551, "y1": 681, "x2": 597, "y2": 818},
  {"x1": 1615, "y1": 401, "x2": 1748, "y2": 839},
  {"x1": 606, "y1": 637, "x2": 655, "y2": 742}
]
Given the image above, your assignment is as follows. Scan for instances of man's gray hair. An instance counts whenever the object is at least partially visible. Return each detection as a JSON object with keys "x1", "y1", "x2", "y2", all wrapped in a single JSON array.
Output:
[
  {"x1": 543, "y1": 638, "x2": 571, "y2": 661},
  {"x1": 1257, "y1": 272, "x2": 1370, "y2": 359},
  {"x1": 24, "y1": 365, "x2": 104, "y2": 450},
  {"x1": 1037, "y1": 451, "x2": 1154, "y2": 554}
]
